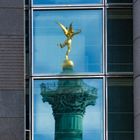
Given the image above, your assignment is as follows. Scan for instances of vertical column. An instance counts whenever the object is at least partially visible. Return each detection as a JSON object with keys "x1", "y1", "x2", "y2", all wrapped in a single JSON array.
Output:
[
  {"x1": 133, "y1": 0, "x2": 140, "y2": 140},
  {"x1": 0, "y1": 1, "x2": 24, "y2": 140},
  {"x1": 40, "y1": 76, "x2": 97, "y2": 140},
  {"x1": 55, "y1": 114, "x2": 83, "y2": 140}
]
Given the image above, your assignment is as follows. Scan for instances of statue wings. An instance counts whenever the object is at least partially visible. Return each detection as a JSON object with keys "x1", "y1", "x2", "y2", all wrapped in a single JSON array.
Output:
[
  {"x1": 57, "y1": 22, "x2": 81, "y2": 37},
  {"x1": 57, "y1": 22, "x2": 68, "y2": 35}
]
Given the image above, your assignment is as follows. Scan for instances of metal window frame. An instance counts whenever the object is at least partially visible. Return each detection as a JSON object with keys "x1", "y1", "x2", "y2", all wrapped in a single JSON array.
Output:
[
  {"x1": 31, "y1": 76, "x2": 106, "y2": 140},
  {"x1": 30, "y1": 7, "x2": 106, "y2": 140},
  {"x1": 31, "y1": 7, "x2": 104, "y2": 77}
]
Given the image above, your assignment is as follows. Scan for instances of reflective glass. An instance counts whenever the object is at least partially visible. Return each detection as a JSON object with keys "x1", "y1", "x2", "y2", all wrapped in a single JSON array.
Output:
[
  {"x1": 107, "y1": 0, "x2": 132, "y2": 3},
  {"x1": 25, "y1": 0, "x2": 29, "y2": 5},
  {"x1": 107, "y1": 9, "x2": 133, "y2": 72},
  {"x1": 33, "y1": 0, "x2": 102, "y2": 5},
  {"x1": 33, "y1": 79, "x2": 103, "y2": 140},
  {"x1": 108, "y1": 78, "x2": 134, "y2": 140},
  {"x1": 33, "y1": 10, "x2": 103, "y2": 74}
]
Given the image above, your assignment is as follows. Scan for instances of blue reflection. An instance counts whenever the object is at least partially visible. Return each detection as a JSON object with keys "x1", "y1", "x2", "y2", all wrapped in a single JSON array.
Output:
[
  {"x1": 33, "y1": 10, "x2": 102, "y2": 74},
  {"x1": 33, "y1": 0, "x2": 102, "y2": 5},
  {"x1": 33, "y1": 79, "x2": 103, "y2": 140}
]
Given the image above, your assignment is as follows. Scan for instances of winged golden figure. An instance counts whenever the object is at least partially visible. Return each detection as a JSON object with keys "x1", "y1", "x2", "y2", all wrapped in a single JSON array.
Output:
[{"x1": 57, "y1": 22, "x2": 81, "y2": 60}]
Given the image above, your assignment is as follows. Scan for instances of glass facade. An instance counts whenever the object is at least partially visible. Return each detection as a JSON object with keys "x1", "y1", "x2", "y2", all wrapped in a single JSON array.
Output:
[
  {"x1": 25, "y1": 0, "x2": 133, "y2": 140},
  {"x1": 33, "y1": 79, "x2": 103, "y2": 140},
  {"x1": 107, "y1": 0, "x2": 132, "y2": 3},
  {"x1": 108, "y1": 78, "x2": 133, "y2": 140},
  {"x1": 33, "y1": 0, "x2": 102, "y2": 5},
  {"x1": 107, "y1": 9, "x2": 133, "y2": 72},
  {"x1": 33, "y1": 10, "x2": 103, "y2": 74}
]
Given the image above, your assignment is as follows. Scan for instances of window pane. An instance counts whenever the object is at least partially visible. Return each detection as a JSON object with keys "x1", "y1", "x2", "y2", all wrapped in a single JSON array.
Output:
[
  {"x1": 33, "y1": 10, "x2": 103, "y2": 74},
  {"x1": 108, "y1": 78, "x2": 134, "y2": 140},
  {"x1": 33, "y1": 0, "x2": 102, "y2": 5},
  {"x1": 25, "y1": 0, "x2": 29, "y2": 5},
  {"x1": 33, "y1": 79, "x2": 103, "y2": 140},
  {"x1": 107, "y1": 0, "x2": 132, "y2": 3},
  {"x1": 107, "y1": 9, "x2": 133, "y2": 72}
]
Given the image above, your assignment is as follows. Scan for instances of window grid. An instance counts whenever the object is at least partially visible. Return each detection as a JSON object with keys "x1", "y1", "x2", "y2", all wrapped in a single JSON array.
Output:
[{"x1": 25, "y1": 0, "x2": 133, "y2": 140}]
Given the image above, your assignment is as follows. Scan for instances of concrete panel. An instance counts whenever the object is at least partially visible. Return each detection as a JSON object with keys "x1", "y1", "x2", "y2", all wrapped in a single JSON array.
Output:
[
  {"x1": 134, "y1": 2, "x2": 140, "y2": 140},
  {"x1": 0, "y1": 9, "x2": 24, "y2": 35},
  {"x1": 0, "y1": 118, "x2": 24, "y2": 140},
  {"x1": 0, "y1": 0, "x2": 23, "y2": 8},
  {"x1": 0, "y1": 36, "x2": 24, "y2": 90},
  {"x1": 0, "y1": 90, "x2": 24, "y2": 118},
  {"x1": 134, "y1": 114, "x2": 140, "y2": 140},
  {"x1": 133, "y1": 38, "x2": 140, "y2": 77},
  {"x1": 133, "y1": 0, "x2": 140, "y2": 39},
  {"x1": 133, "y1": 0, "x2": 138, "y2": 4},
  {"x1": 0, "y1": 0, "x2": 24, "y2": 139},
  {"x1": 134, "y1": 77, "x2": 140, "y2": 116}
]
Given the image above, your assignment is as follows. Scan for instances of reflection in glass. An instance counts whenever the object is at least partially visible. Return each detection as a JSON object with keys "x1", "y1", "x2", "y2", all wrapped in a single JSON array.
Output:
[
  {"x1": 33, "y1": 10, "x2": 102, "y2": 74},
  {"x1": 33, "y1": 79, "x2": 103, "y2": 140},
  {"x1": 108, "y1": 78, "x2": 134, "y2": 140},
  {"x1": 33, "y1": 0, "x2": 102, "y2": 5},
  {"x1": 107, "y1": 9, "x2": 133, "y2": 72}
]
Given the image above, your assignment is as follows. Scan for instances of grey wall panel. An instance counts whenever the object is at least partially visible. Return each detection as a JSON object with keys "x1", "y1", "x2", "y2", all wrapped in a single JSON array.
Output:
[
  {"x1": 133, "y1": 0, "x2": 140, "y2": 39},
  {"x1": 133, "y1": 0, "x2": 138, "y2": 4},
  {"x1": 0, "y1": 118, "x2": 24, "y2": 140},
  {"x1": 0, "y1": 36, "x2": 24, "y2": 90},
  {"x1": 133, "y1": 0, "x2": 140, "y2": 140},
  {"x1": 134, "y1": 113, "x2": 140, "y2": 140},
  {"x1": 0, "y1": 9, "x2": 24, "y2": 35},
  {"x1": 0, "y1": 0, "x2": 23, "y2": 8},
  {"x1": 133, "y1": 38, "x2": 140, "y2": 77},
  {"x1": 0, "y1": 0, "x2": 24, "y2": 140},
  {"x1": 0, "y1": 91, "x2": 24, "y2": 118}
]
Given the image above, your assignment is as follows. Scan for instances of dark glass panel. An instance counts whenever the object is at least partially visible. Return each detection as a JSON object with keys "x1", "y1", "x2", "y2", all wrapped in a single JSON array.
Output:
[
  {"x1": 108, "y1": 113, "x2": 133, "y2": 131},
  {"x1": 108, "y1": 85, "x2": 133, "y2": 112},
  {"x1": 107, "y1": 9, "x2": 133, "y2": 72},
  {"x1": 107, "y1": 0, "x2": 132, "y2": 3},
  {"x1": 108, "y1": 132, "x2": 134, "y2": 140},
  {"x1": 25, "y1": 0, "x2": 29, "y2": 5},
  {"x1": 108, "y1": 78, "x2": 134, "y2": 140}
]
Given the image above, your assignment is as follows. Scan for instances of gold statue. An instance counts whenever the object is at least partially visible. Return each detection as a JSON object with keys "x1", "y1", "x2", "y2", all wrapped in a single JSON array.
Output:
[{"x1": 57, "y1": 22, "x2": 81, "y2": 68}]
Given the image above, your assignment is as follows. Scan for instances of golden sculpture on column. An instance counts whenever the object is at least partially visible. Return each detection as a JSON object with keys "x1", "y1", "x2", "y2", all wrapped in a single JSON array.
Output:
[{"x1": 57, "y1": 22, "x2": 81, "y2": 68}]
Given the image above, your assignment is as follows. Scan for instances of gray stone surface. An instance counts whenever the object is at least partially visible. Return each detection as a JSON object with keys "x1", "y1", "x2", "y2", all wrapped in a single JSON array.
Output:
[
  {"x1": 0, "y1": 36, "x2": 24, "y2": 90},
  {"x1": 133, "y1": 0, "x2": 140, "y2": 39},
  {"x1": 0, "y1": 9, "x2": 24, "y2": 35},
  {"x1": 134, "y1": 77, "x2": 140, "y2": 115},
  {"x1": 0, "y1": 90, "x2": 24, "y2": 118},
  {"x1": 133, "y1": 38, "x2": 140, "y2": 77},
  {"x1": 0, "y1": 0, "x2": 23, "y2": 8},
  {"x1": 0, "y1": 0, "x2": 24, "y2": 139},
  {"x1": 133, "y1": 0, "x2": 138, "y2": 4},
  {"x1": 0, "y1": 118, "x2": 24, "y2": 140},
  {"x1": 133, "y1": 0, "x2": 140, "y2": 140},
  {"x1": 134, "y1": 114, "x2": 140, "y2": 140}
]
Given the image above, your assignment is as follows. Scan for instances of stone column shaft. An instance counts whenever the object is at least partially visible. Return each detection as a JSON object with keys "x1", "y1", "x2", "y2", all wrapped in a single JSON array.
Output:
[{"x1": 55, "y1": 114, "x2": 83, "y2": 140}]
